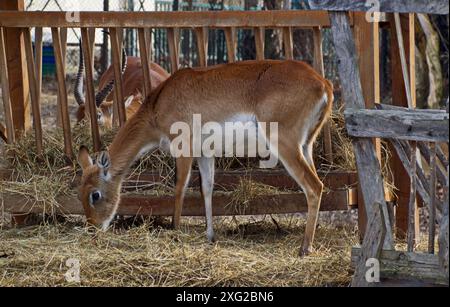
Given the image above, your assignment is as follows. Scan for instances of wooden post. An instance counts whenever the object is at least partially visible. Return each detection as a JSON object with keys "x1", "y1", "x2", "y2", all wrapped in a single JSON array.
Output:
[
  {"x1": 353, "y1": 12, "x2": 382, "y2": 240},
  {"x1": 224, "y1": 27, "x2": 236, "y2": 63},
  {"x1": 254, "y1": 27, "x2": 265, "y2": 61},
  {"x1": 195, "y1": 27, "x2": 208, "y2": 67},
  {"x1": 283, "y1": 27, "x2": 293, "y2": 60},
  {"x1": 0, "y1": 0, "x2": 30, "y2": 137},
  {"x1": 0, "y1": 27, "x2": 15, "y2": 144},
  {"x1": 138, "y1": 28, "x2": 152, "y2": 98},
  {"x1": 110, "y1": 27, "x2": 126, "y2": 126},
  {"x1": 56, "y1": 28, "x2": 67, "y2": 128},
  {"x1": 390, "y1": 13, "x2": 419, "y2": 240},
  {"x1": 167, "y1": 28, "x2": 179, "y2": 73}
]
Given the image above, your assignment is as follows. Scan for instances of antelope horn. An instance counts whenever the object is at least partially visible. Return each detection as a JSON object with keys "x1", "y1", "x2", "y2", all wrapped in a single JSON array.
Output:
[
  {"x1": 73, "y1": 40, "x2": 86, "y2": 106},
  {"x1": 95, "y1": 42, "x2": 128, "y2": 107}
]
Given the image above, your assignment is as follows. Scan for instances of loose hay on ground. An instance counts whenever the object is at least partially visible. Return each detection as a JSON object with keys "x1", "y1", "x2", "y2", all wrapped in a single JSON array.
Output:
[{"x1": 0, "y1": 217, "x2": 358, "y2": 286}]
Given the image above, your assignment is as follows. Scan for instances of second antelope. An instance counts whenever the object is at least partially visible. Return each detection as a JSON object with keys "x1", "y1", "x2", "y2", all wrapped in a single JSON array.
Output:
[
  {"x1": 74, "y1": 43, "x2": 169, "y2": 128},
  {"x1": 77, "y1": 60, "x2": 333, "y2": 256}
]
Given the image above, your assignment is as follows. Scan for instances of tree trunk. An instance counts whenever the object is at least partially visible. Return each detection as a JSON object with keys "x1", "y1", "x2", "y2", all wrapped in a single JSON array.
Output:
[{"x1": 417, "y1": 14, "x2": 443, "y2": 109}]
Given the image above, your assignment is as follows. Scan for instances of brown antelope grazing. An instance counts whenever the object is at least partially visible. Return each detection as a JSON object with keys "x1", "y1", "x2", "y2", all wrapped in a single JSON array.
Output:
[
  {"x1": 74, "y1": 44, "x2": 170, "y2": 129},
  {"x1": 77, "y1": 60, "x2": 333, "y2": 256}
]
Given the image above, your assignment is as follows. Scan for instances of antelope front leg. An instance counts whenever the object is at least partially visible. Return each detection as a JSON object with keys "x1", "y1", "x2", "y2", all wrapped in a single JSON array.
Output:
[
  {"x1": 173, "y1": 157, "x2": 194, "y2": 229},
  {"x1": 197, "y1": 157, "x2": 216, "y2": 242}
]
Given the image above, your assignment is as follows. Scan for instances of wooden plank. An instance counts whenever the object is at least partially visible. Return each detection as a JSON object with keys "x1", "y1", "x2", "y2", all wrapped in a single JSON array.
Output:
[
  {"x1": 309, "y1": 0, "x2": 449, "y2": 15},
  {"x1": 34, "y1": 27, "x2": 43, "y2": 104},
  {"x1": 351, "y1": 202, "x2": 386, "y2": 287},
  {"x1": 417, "y1": 142, "x2": 447, "y2": 187},
  {"x1": 110, "y1": 27, "x2": 126, "y2": 126},
  {"x1": 0, "y1": 122, "x2": 6, "y2": 142},
  {"x1": 329, "y1": 11, "x2": 393, "y2": 249},
  {"x1": 428, "y1": 142, "x2": 437, "y2": 254},
  {"x1": 138, "y1": 28, "x2": 152, "y2": 98},
  {"x1": 51, "y1": 27, "x2": 73, "y2": 158},
  {"x1": 0, "y1": 2, "x2": 30, "y2": 137},
  {"x1": 23, "y1": 27, "x2": 43, "y2": 155},
  {"x1": 167, "y1": 28, "x2": 179, "y2": 73},
  {"x1": 81, "y1": 28, "x2": 102, "y2": 152},
  {"x1": 351, "y1": 248, "x2": 449, "y2": 286},
  {"x1": 55, "y1": 27, "x2": 67, "y2": 128},
  {"x1": 195, "y1": 27, "x2": 208, "y2": 67},
  {"x1": 254, "y1": 27, "x2": 265, "y2": 61},
  {"x1": 0, "y1": 11, "x2": 341, "y2": 28},
  {"x1": 408, "y1": 141, "x2": 418, "y2": 252},
  {"x1": 312, "y1": 26, "x2": 333, "y2": 164},
  {"x1": 344, "y1": 109, "x2": 449, "y2": 142},
  {"x1": 439, "y1": 159, "x2": 449, "y2": 279},
  {"x1": 0, "y1": 27, "x2": 15, "y2": 143},
  {"x1": 0, "y1": 189, "x2": 350, "y2": 217},
  {"x1": 224, "y1": 27, "x2": 236, "y2": 63},
  {"x1": 282, "y1": 27, "x2": 293, "y2": 60}
]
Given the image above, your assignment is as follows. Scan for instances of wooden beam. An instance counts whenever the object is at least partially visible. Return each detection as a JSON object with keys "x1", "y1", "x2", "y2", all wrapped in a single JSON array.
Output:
[
  {"x1": 0, "y1": 1, "x2": 30, "y2": 137},
  {"x1": 329, "y1": 11, "x2": 393, "y2": 249},
  {"x1": 34, "y1": 27, "x2": 43, "y2": 105},
  {"x1": 167, "y1": 28, "x2": 179, "y2": 73},
  {"x1": 0, "y1": 27, "x2": 15, "y2": 144},
  {"x1": 51, "y1": 27, "x2": 73, "y2": 158},
  {"x1": 351, "y1": 202, "x2": 386, "y2": 287},
  {"x1": 283, "y1": 27, "x2": 293, "y2": 60},
  {"x1": 309, "y1": 0, "x2": 449, "y2": 15},
  {"x1": 224, "y1": 27, "x2": 237, "y2": 63},
  {"x1": 0, "y1": 11, "x2": 341, "y2": 28},
  {"x1": 390, "y1": 13, "x2": 418, "y2": 240},
  {"x1": 23, "y1": 27, "x2": 43, "y2": 155},
  {"x1": 195, "y1": 27, "x2": 208, "y2": 67},
  {"x1": 0, "y1": 189, "x2": 351, "y2": 217},
  {"x1": 351, "y1": 247, "x2": 449, "y2": 286},
  {"x1": 110, "y1": 27, "x2": 126, "y2": 126},
  {"x1": 254, "y1": 27, "x2": 265, "y2": 61},
  {"x1": 344, "y1": 109, "x2": 449, "y2": 142},
  {"x1": 138, "y1": 28, "x2": 152, "y2": 98}
]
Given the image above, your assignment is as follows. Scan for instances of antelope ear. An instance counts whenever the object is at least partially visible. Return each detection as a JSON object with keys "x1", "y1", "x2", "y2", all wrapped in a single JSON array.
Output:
[
  {"x1": 97, "y1": 151, "x2": 111, "y2": 179},
  {"x1": 77, "y1": 145, "x2": 93, "y2": 170},
  {"x1": 124, "y1": 95, "x2": 134, "y2": 108}
]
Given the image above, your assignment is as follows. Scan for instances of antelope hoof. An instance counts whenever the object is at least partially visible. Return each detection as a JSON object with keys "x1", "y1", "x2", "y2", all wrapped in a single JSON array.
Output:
[
  {"x1": 299, "y1": 246, "x2": 313, "y2": 257},
  {"x1": 207, "y1": 231, "x2": 216, "y2": 243}
]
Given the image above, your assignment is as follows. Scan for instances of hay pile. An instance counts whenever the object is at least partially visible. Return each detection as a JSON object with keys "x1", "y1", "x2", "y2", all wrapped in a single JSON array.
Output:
[{"x1": 0, "y1": 216, "x2": 358, "y2": 286}]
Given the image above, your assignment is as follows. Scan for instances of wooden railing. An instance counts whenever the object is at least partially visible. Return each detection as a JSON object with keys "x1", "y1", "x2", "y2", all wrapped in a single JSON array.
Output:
[{"x1": 0, "y1": 10, "x2": 350, "y2": 159}]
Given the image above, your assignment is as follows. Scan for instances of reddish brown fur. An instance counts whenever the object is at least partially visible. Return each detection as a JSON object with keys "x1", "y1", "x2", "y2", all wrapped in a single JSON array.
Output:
[
  {"x1": 76, "y1": 57, "x2": 170, "y2": 128},
  {"x1": 78, "y1": 60, "x2": 333, "y2": 255}
]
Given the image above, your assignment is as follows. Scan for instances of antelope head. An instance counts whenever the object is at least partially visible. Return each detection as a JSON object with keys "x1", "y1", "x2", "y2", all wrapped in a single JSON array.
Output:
[
  {"x1": 77, "y1": 146, "x2": 120, "y2": 229},
  {"x1": 74, "y1": 41, "x2": 127, "y2": 129}
]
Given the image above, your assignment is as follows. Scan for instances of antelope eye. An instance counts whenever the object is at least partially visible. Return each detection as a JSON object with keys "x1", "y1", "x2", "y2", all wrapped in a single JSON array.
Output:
[{"x1": 89, "y1": 190, "x2": 102, "y2": 205}]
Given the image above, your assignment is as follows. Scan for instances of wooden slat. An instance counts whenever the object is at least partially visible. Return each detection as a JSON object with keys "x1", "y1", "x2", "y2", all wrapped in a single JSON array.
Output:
[
  {"x1": 351, "y1": 247, "x2": 448, "y2": 286},
  {"x1": 254, "y1": 27, "x2": 265, "y2": 61},
  {"x1": 0, "y1": 11, "x2": 342, "y2": 28},
  {"x1": 329, "y1": 11, "x2": 393, "y2": 249},
  {"x1": 429, "y1": 142, "x2": 437, "y2": 253},
  {"x1": 34, "y1": 27, "x2": 43, "y2": 102},
  {"x1": 344, "y1": 109, "x2": 449, "y2": 143},
  {"x1": 438, "y1": 156, "x2": 449, "y2": 278},
  {"x1": 110, "y1": 27, "x2": 126, "y2": 126},
  {"x1": 436, "y1": 143, "x2": 449, "y2": 169},
  {"x1": 81, "y1": 28, "x2": 102, "y2": 152},
  {"x1": 417, "y1": 141, "x2": 447, "y2": 188},
  {"x1": 0, "y1": 189, "x2": 350, "y2": 217},
  {"x1": 56, "y1": 27, "x2": 67, "y2": 128},
  {"x1": 51, "y1": 27, "x2": 73, "y2": 158},
  {"x1": 408, "y1": 141, "x2": 417, "y2": 252},
  {"x1": 351, "y1": 202, "x2": 386, "y2": 287},
  {"x1": 309, "y1": 0, "x2": 449, "y2": 15},
  {"x1": 167, "y1": 28, "x2": 179, "y2": 73},
  {"x1": 0, "y1": 27, "x2": 15, "y2": 144},
  {"x1": 224, "y1": 27, "x2": 236, "y2": 63},
  {"x1": 313, "y1": 26, "x2": 333, "y2": 164},
  {"x1": 138, "y1": 28, "x2": 152, "y2": 98},
  {"x1": 195, "y1": 27, "x2": 208, "y2": 67},
  {"x1": 23, "y1": 27, "x2": 43, "y2": 155},
  {"x1": 282, "y1": 27, "x2": 293, "y2": 60}
]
